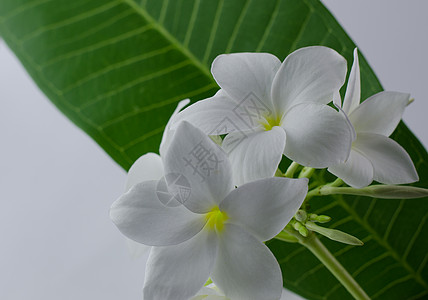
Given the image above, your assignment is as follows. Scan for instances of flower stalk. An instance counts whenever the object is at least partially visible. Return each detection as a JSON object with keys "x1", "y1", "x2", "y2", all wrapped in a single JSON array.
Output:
[
  {"x1": 281, "y1": 229, "x2": 370, "y2": 300},
  {"x1": 284, "y1": 162, "x2": 300, "y2": 178}
]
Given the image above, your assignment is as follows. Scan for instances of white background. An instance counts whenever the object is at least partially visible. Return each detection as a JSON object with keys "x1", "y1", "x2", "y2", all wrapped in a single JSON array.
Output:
[{"x1": 1, "y1": 1, "x2": 427, "y2": 299}]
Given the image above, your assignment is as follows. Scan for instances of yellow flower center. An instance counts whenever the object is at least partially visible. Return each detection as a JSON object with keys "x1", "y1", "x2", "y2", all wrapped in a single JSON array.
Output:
[
  {"x1": 205, "y1": 206, "x2": 228, "y2": 232},
  {"x1": 259, "y1": 114, "x2": 282, "y2": 131}
]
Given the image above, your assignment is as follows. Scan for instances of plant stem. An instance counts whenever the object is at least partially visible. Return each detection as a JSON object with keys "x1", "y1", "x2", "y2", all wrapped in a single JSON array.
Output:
[
  {"x1": 298, "y1": 167, "x2": 315, "y2": 179},
  {"x1": 284, "y1": 162, "x2": 300, "y2": 178},
  {"x1": 280, "y1": 229, "x2": 370, "y2": 300},
  {"x1": 305, "y1": 178, "x2": 344, "y2": 200},
  {"x1": 301, "y1": 233, "x2": 370, "y2": 300}
]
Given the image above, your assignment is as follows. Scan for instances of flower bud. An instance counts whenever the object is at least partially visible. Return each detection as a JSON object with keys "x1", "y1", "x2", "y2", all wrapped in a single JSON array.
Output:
[
  {"x1": 305, "y1": 221, "x2": 363, "y2": 246},
  {"x1": 366, "y1": 185, "x2": 428, "y2": 199},
  {"x1": 293, "y1": 221, "x2": 308, "y2": 237},
  {"x1": 315, "y1": 215, "x2": 331, "y2": 223},
  {"x1": 295, "y1": 210, "x2": 307, "y2": 222}
]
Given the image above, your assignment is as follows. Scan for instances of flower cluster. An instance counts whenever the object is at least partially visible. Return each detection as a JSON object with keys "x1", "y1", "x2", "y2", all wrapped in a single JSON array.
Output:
[{"x1": 110, "y1": 46, "x2": 419, "y2": 300}]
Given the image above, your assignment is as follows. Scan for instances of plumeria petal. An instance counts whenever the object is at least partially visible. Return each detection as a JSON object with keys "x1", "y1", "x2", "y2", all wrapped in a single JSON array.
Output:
[
  {"x1": 160, "y1": 99, "x2": 191, "y2": 157},
  {"x1": 354, "y1": 133, "x2": 418, "y2": 184},
  {"x1": 192, "y1": 283, "x2": 228, "y2": 300},
  {"x1": 335, "y1": 103, "x2": 357, "y2": 141},
  {"x1": 328, "y1": 149, "x2": 374, "y2": 188},
  {"x1": 211, "y1": 52, "x2": 281, "y2": 106},
  {"x1": 144, "y1": 229, "x2": 218, "y2": 300},
  {"x1": 333, "y1": 89, "x2": 342, "y2": 108},
  {"x1": 173, "y1": 90, "x2": 258, "y2": 134},
  {"x1": 271, "y1": 46, "x2": 347, "y2": 114},
  {"x1": 220, "y1": 177, "x2": 308, "y2": 241},
  {"x1": 349, "y1": 91, "x2": 410, "y2": 137},
  {"x1": 110, "y1": 181, "x2": 206, "y2": 246},
  {"x1": 281, "y1": 102, "x2": 353, "y2": 168},
  {"x1": 211, "y1": 224, "x2": 283, "y2": 300},
  {"x1": 125, "y1": 153, "x2": 164, "y2": 191},
  {"x1": 164, "y1": 122, "x2": 233, "y2": 213},
  {"x1": 222, "y1": 127, "x2": 286, "y2": 186},
  {"x1": 342, "y1": 48, "x2": 361, "y2": 115}
]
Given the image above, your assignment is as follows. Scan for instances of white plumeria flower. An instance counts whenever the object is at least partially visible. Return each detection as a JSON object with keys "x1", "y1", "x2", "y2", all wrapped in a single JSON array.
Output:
[
  {"x1": 124, "y1": 99, "x2": 190, "y2": 258},
  {"x1": 328, "y1": 48, "x2": 418, "y2": 188},
  {"x1": 173, "y1": 46, "x2": 353, "y2": 186},
  {"x1": 110, "y1": 121, "x2": 308, "y2": 300}
]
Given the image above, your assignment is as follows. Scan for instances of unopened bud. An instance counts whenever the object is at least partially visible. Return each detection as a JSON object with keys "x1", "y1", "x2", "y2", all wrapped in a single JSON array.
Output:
[
  {"x1": 306, "y1": 221, "x2": 363, "y2": 246},
  {"x1": 295, "y1": 210, "x2": 307, "y2": 222},
  {"x1": 293, "y1": 221, "x2": 308, "y2": 237},
  {"x1": 315, "y1": 215, "x2": 331, "y2": 223},
  {"x1": 309, "y1": 213, "x2": 318, "y2": 221},
  {"x1": 366, "y1": 185, "x2": 428, "y2": 199}
]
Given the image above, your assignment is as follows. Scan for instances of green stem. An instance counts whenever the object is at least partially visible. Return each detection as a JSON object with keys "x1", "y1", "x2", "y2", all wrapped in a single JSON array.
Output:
[
  {"x1": 305, "y1": 178, "x2": 344, "y2": 200},
  {"x1": 281, "y1": 230, "x2": 370, "y2": 300},
  {"x1": 329, "y1": 178, "x2": 344, "y2": 187},
  {"x1": 284, "y1": 162, "x2": 300, "y2": 178},
  {"x1": 298, "y1": 167, "x2": 315, "y2": 179}
]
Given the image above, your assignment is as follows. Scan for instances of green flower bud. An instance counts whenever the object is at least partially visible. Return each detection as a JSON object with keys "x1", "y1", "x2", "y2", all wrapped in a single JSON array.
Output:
[
  {"x1": 295, "y1": 210, "x2": 307, "y2": 222},
  {"x1": 293, "y1": 221, "x2": 308, "y2": 237},
  {"x1": 315, "y1": 215, "x2": 331, "y2": 223},
  {"x1": 305, "y1": 221, "x2": 363, "y2": 246}
]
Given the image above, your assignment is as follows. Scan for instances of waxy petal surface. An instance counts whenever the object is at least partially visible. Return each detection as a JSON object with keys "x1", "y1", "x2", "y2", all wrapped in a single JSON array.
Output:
[
  {"x1": 271, "y1": 46, "x2": 347, "y2": 114},
  {"x1": 211, "y1": 52, "x2": 280, "y2": 106},
  {"x1": 328, "y1": 149, "x2": 374, "y2": 188},
  {"x1": 281, "y1": 102, "x2": 352, "y2": 168},
  {"x1": 354, "y1": 133, "x2": 418, "y2": 184},
  {"x1": 222, "y1": 127, "x2": 286, "y2": 186},
  {"x1": 144, "y1": 229, "x2": 218, "y2": 300},
  {"x1": 220, "y1": 177, "x2": 307, "y2": 241},
  {"x1": 110, "y1": 181, "x2": 206, "y2": 246},
  {"x1": 342, "y1": 48, "x2": 361, "y2": 114},
  {"x1": 349, "y1": 91, "x2": 410, "y2": 137},
  {"x1": 173, "y1": 90, "x2": 258, "y2": 135},
  {"x1": 211, "y1": 224, "x2": 283, "y2": 300},
  {"x1": 160, "y1": 99, "x2": 190, "y2": 157},
  {"x1": 164, "y1": 122, "x2": 233, "y2": 213},
  {"x1": 125, "y1": 153, "x2": 164, "y2": 191}
]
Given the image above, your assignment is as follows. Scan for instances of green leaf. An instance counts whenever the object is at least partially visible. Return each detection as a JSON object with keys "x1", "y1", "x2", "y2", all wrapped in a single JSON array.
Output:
[{"x1": 1, "y1": 0, "x2": 428, "y2": 299}]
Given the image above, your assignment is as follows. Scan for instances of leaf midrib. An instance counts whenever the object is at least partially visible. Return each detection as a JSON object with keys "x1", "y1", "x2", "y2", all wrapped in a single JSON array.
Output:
[{"x1": 123, "y1": 0, "x2": 214, "y2": 82}]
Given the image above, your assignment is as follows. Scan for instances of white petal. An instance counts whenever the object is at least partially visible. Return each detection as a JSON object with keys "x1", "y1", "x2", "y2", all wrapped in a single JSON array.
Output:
[
  {"x1": 144, "y1": 229, "x2": 218, "y2": 300},
  {"x1": 354, "y1": 133, "x2": 419, "y2": 184},
  {"x1": 164, "y1": 122, "x2": 233, "y2": 213},
  {"x1": 110, "y1": 181, "x2": 206, "y2": 246},
  {"x1": 328, "y1": 149, "x2": 374, "y2": 188},
  {"x1": 349, "y1": 91, "x2": 410, "y2": 137},
  {"x1": 333, "y1": 89, "x2": 342, "y2": 108},
  {"x1": 211, "y1": 53, "x2": 281, "y2": 106},
  {"x1": 281, "y1": 102, "x2": 353, "y2": 168},
  {"x1": 192, "y1": 284, "x2": 224, "y2": 297},
  {"x1": 211, "y1": 224, "x2": 283, "y2": 300},
  {"x1": 222, "y1": 127, "x2": 286, "y2": 186},
  {"x1": 159, "y1": 99, "x2": 190, "y2": 157},
  {"x1": 271, "y1": 46, "x2": 347, "y2": 114},
  {"x1": 125, "y1": 153, "x2": 164, "y2": 191},
  {"x1": 173, "y1": 90, "x2": 259, "y2": 135},
  {"x1": 220, "y1": 177, "x2": 308, "y2": 241},
  {"x1": 335, "y1": 103, "x2": 357, "y2": 141},
  {"x1": 342, "y1": 48, "x2": 361, "y2": 114}
]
